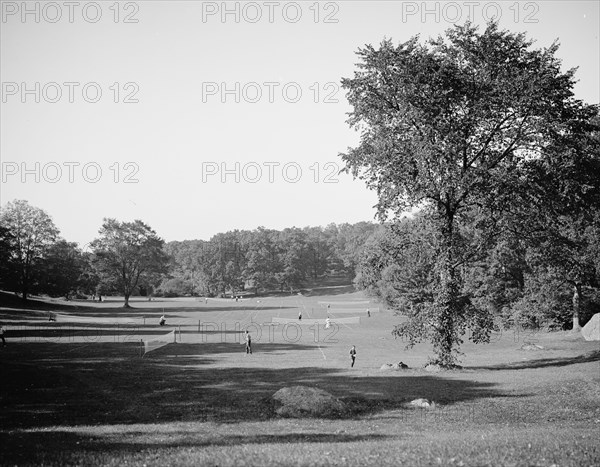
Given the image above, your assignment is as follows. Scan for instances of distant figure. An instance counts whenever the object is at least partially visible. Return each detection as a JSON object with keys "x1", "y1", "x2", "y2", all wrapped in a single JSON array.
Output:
[
  {"x1": 98, "y1": 294, "x2": 102, "y2": 302},
  {"x1": 159, "y1": 315, "x2": 166, "y2": 326},
  {"x1": 298, "y1": 311, "x2": 302, "y2": 320},
  {"x1": 0, "y1": 324, "x2": 6, "y2": 346},
  {"x1": 327, "y1": 304, "x2": 331, "y2": 312},
  {"x1": 350, "y1": 345, "x2": 357, "y2": 367},
  {"x1": 245, "y1": 330, "x2": 252, "y2": 354},
  {"x1": 205, "y1": 297, "x2": 208, "y2": 304},
  {"x1": 48, "y1": 312, "x2": 56, "y2": 322},
  {"x1": 367, "y1": 308, "x2": 371, "y2": 317},
  {"x1": 235, "y1": 296, "x2": 239, "y2": 302},
  {"x1": 325, "y1": 317, "x2": 331, "y2": 329}
]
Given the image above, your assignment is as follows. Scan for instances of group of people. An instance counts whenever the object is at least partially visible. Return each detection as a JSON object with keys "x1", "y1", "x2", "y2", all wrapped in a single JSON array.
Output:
[
  {"x1": 155, "y1": 301, "x2": 361, "y2": 367},
  {"x1": 242, "y1": 329, "x2": 357, "y2": 367}
]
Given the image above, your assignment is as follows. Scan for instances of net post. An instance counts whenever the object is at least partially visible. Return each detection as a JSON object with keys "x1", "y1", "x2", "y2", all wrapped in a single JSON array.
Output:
[{"x1": 178, "y1": 325, "x2": 181, "y2": 343}]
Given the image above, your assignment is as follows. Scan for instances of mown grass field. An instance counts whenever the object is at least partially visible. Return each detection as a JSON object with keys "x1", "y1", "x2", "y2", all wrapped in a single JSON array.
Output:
[{"x1": 1, "y1": 289, "x2": 599, "y2": 466}]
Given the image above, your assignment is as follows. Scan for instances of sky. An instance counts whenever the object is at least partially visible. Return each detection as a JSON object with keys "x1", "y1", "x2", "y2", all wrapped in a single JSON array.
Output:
[{"x1": 1, "y1": 0, "x2": 599, "y2": 247}]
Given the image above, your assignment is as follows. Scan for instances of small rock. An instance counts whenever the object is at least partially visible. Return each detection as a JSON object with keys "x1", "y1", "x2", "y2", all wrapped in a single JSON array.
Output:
[
  {"x1": 409, "y1": 398, "x2": 435, "y2": 408},
  {"x1": 424, "y1": 363, "x2": 442, "y2": 373},
  {"x1": 521, "y1": 343, "x2": 544, "y2": 351}
]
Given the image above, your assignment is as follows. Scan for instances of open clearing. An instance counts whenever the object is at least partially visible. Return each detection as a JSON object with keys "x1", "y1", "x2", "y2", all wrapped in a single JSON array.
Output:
[{"x1": 1, "y1": 290, "x2": 599, "y2": 466}]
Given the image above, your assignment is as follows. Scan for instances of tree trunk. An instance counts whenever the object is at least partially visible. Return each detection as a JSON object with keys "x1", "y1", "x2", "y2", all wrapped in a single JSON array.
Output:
[
  {"x1": 21, "y1": 263, "x2": 29, "y2": 300},
  {"x1": 21, "y1": 268, "x2": 28, "y2": 300},
  {"x1": 572, "y1": 282, "x2": 582, "y2": 331},
  {"x1": 432, "y1": 208, "x2": 460, "y2": 367},
  {"x1": 123, "y1": 293, "x2": 131, "y2": 308}
]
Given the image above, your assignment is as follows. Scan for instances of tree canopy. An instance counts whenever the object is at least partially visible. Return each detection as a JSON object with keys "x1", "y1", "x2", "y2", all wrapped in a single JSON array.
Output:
[
  {"x1": 0, "y1": 200, "x2": 59, "y2": 300},
  {"x1": 341, "y1": 22, "x2": 599, "y2": 366},
  {"x1": 90, "y1": 219, "x2": 169, "y2": 307}
]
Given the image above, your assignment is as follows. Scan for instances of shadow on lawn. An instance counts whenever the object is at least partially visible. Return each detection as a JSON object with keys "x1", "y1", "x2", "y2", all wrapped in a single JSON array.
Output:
[
  {"x1": 0, "y1": 430, "x2": 391, "y2": 465},
  {"x1": 468, "y1": 349, "x2": 600, "y2": 371},
  {"x1": 303, "y1": 284, "x2": 357, "y2": 297},
  {"x1": 0, "y1": 292, "x2": 294, "y2": 319},
  {"x1": 1, "y1": 341, "x2": 508, "y2": 431},
  {"x1": 70, "y1": 305, "x2": 295, "y2": 318}
]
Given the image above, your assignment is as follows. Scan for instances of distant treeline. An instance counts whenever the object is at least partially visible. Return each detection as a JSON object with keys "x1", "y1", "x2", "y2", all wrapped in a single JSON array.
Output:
[
  {"x1": 0, "y1": 199, "x2": 379, "y2": 303},
  {"x1": 159, "y1": 223, "x2": 378, "y2": 296},
  {"x1": 1, "y1": 199, "x2": 598, "y2": 328}
]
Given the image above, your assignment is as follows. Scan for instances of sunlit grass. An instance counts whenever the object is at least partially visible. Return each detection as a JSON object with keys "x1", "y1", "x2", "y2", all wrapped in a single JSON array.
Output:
[{"x1": 1, "y1": 291, "x2": 599, "y2": 466}]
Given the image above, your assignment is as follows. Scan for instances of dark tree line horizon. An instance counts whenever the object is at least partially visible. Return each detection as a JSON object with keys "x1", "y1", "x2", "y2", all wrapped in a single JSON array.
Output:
[{"x1": 0, "y1": 199, "x2": 380, "y2": 302}]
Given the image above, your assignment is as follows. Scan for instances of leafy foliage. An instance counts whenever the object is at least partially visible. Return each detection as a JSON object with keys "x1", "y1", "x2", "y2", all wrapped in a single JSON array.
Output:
[
  {"x1": 341, "y1": 22, "x2": 597, "y2": 365},
  {"x1": 90, "y1": 219, "x2": 169, "y2": 307},
  {"x1": 0, "y1": 200, "x2": 59, "y2": 299}
]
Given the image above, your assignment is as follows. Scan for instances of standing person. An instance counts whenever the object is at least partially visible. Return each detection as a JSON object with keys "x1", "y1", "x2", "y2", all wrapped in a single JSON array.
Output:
[
  {"x1": 244, "y1": 330, "x2": 252, "y2": 355},
  {"x1": 0, "y1": 324, "x2": 6, "y2": 347},
  {"x1": 350, "y1": 345, "x2": 357, "y2": 367},
  {"x1": 367, "y1": 308, "x2": 371, "y2": 317},
  {"x1": 159, "y1": 315, "x2": 166, "y2": 326}
]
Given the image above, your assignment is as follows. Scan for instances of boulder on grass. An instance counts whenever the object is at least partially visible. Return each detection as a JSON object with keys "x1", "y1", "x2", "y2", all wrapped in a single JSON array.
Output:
[
  {"x1": 380, "y1": 361, "x2": 410, "y2": 371},
  {"x1": 581, "y1": 313, "x2": 600, "y2": 341},
  {"x1": 272, "y1": 386, "x2": 346, "y2": 418},
  {"x1": 521, "y1": 342, "x2": 544, "y2": 351},
  {"x1": 409, "y1": 398, "x2": 435, "y2": 409},
  {"x1": 424, "y1": 363, "x2": 442, "y2": 373}
]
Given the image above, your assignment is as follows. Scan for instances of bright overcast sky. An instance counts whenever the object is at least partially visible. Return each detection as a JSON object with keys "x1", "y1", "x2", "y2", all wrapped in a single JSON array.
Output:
[{"x1": 1, "y1": 1, "x2": 598, "y2": 246}]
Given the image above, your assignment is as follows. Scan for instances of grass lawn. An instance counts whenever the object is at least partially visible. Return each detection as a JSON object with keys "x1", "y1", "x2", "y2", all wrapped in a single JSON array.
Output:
[{"x1": 1, "y1": 290, "x2": 599, "y2": 466}]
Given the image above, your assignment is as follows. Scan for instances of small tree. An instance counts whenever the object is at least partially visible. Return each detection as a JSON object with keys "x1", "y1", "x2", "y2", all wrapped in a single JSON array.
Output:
[
  {"x1": 90, "y1": 219, "x2": 169, "y2": 307},
  {"x1": 0, "y1": 200, "x2": 59, "y2": 300}
]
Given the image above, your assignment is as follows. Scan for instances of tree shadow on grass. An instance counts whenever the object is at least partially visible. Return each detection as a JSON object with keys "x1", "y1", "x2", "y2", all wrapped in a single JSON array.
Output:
[
  {"x1": 5, "y1": 326, "x2": 247, "y2": 341},
  {"x1": 467, "y1": 349, "x2": 600, "y2": 370},
  {"x1": 0, "y1": 430, "x2": 391, "y2": 465},
  {"x1": 0, "y1": 292, "x2": 295, "y2": 319},
  {"x1": 1, "y1": 342, "x2": 510, "y2": 431},
  {"x1": 72, "y1": 305, "x2": 295, "y2": 318},
  {"x1": 302, "y1": 284, "x2": 357, "y2": 297}
]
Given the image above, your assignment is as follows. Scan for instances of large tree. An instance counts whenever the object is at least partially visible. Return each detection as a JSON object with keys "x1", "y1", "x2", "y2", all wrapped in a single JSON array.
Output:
[
  {"x1": 340, "y1": 22, "x2": 595, "y2": 366},
  {"x1": 90, "y1": 219, "x2": 169, "y2": 307},
  {"x1": 0, "y1": 200, "x2": 59, "y2": 300}
]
